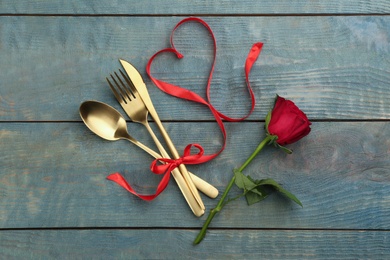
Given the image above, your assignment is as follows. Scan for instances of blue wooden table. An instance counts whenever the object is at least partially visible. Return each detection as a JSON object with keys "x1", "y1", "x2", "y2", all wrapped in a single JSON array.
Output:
[{"x1": 1, "y1": 1, "x2": 390, "y2": 259}]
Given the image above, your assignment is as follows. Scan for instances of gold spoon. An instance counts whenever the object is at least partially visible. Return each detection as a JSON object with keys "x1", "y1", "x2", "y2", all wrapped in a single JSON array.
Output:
[{"x1": 79, "y1": 100, "x2": 217, "y2": 198}]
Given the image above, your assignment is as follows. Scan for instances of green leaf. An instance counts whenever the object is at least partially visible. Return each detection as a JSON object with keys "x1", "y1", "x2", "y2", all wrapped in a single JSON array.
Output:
[
  {"x1": 245, "y1": 186, "x2": 271, "y2": 205},
  {"x1": 245, "y1": 190, "x2": 267, "y2": 206},
  {"x1": 235, "y1": 172, "x2": 302, "y2": 207},
  {"x1": 259, "y1": 179, "x2": 303, "y2": 207},
  {"x1": 234, "y1": 169, "x2": 257, "y2": 191},
  {"x1": 243, "y1": 176, "x2": 271, "y2": 205}
]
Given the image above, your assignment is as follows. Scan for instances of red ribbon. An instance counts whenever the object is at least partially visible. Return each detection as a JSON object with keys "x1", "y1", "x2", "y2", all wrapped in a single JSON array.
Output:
[{"x1": 107, "y1": 17, "x2": 263, "y2": 200}]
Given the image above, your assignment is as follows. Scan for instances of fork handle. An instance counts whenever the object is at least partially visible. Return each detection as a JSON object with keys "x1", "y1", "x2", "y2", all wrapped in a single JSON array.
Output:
[
  {"x1": 145, "y1": 122, "x2": 219, "y2": 199},
  {"x1": 152, "y1": 117, "x2": 205, "y2": 210}
]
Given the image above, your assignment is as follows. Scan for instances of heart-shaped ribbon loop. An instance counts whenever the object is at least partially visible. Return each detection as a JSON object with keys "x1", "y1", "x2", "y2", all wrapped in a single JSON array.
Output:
[{"x1": 108, "y1": 17, "x2": 263, "y2": 200}]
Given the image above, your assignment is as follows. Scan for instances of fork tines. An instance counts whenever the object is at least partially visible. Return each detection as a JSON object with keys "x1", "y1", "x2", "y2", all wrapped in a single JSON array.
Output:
[{"x1": 106, "y1": 69, "x2": 137, "y2": 104}]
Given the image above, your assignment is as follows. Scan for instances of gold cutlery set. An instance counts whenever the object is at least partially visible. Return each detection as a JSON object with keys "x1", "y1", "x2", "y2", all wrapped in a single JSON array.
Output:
[{"x1": 79, "y1": 59, "x2": 218, "y2": 217}]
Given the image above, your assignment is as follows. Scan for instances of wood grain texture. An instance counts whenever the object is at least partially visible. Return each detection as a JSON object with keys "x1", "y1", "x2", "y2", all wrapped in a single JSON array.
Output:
[
  {"x1": 1, "y1": 1, "x2": 389, "y2": 257},
  {"x1": 0, "y1": 229, "x2": 388, "y2": 259},
  {"x1": 1, "y1": 0, "x2": 390, "y2": 14},
  {"x1": 1, "y1": 121, "x2": 390, "y2": 229},
  {"x1": 0, "y1": 16, "x2": 389, "y2": 121}
]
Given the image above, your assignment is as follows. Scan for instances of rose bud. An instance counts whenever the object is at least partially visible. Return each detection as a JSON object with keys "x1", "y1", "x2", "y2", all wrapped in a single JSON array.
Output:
[{"x1": 266, "y1": 95, "x2": 311, "y2": 148}]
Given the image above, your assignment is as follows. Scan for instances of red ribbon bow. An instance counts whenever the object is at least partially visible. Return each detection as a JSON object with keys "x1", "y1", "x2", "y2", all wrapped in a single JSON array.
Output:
[
  {"x1": 150, "y1": 144, "x2": 204, "y2": 174},
  {"x1": 107, "y1": 17, "x2": 263, "y2": 200}
]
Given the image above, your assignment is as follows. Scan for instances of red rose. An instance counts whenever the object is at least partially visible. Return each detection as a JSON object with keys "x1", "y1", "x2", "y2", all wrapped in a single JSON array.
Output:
[
  {"x1": 195, "y1": 95, "x2": 310, "y2": 244},
  {"x1": 266, "y1": 96, "x2": 311, "y2": 146}
]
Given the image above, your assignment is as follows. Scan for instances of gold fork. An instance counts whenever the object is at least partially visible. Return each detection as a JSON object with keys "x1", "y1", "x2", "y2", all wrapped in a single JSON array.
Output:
[
  {"x1": 107, "y1": 70, "x2": 218, "y2": 199},
  {"x1": 107, "y1": 70, "x2": 207, "y2": 217}
]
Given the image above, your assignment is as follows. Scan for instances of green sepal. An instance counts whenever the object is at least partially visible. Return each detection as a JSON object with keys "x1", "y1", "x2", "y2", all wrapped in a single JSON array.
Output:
[
  {"x1": 264, "y1": 110, "x2": 272, "y2": 133},
  {"x1": 266, "y1": 136, "x2": 293, "y2": 154},
  {"x1": 276, "y1": 143, "x2": 293, "y2": 154}
]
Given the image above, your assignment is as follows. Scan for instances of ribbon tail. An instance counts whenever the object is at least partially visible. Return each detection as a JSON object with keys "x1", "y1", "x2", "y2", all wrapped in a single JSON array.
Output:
[
  {"x1": 245, "y1": 42, "x2": 263, "y2": 75},
  {"x1": 107, "y1": 173, "x2": 170, "y2": 201}
]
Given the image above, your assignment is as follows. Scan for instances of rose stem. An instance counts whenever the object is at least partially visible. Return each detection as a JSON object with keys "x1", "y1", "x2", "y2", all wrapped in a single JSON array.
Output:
[{"x1": 193, "y1": 135, "x2": 272, "y2": 244}]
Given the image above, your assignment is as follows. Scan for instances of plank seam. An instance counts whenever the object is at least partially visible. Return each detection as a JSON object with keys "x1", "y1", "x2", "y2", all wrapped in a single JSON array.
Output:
[
  {"x1": 1, "y1": 227, "x2": 389, "y2": 232},
  {"x1": 1, "y1": 119, "x2": 390, "y2": 123},
  {"x1": 0, "y1": 13, "x2": 389, "y2": 17}
]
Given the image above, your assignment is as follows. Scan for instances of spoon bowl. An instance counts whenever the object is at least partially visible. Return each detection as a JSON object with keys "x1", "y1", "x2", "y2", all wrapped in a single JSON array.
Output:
[{"x1": 79, "y1": 100, "x2": 129, "y2": 141}]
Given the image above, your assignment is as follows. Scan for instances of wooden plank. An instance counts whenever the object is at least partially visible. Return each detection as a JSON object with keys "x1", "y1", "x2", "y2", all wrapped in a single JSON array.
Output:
[
  {"x1": 1, "y1": 121, "x2": 390, "y2": 229},
  {"x1": 1, "y1": 1, "x2": 390, "y2": 14},
  {"x1": 1, "y1": 16, "x2": 389, "y2": 121},
  {"x1": 0, "y1": 229, "x2": 388, "y2": 259}
]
